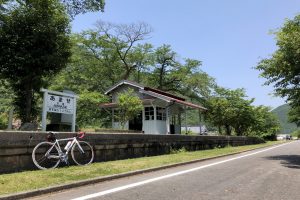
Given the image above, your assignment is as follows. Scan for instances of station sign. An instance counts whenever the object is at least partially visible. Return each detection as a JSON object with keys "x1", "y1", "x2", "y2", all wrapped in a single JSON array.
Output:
[{"x1": 46, "y1": 94, "x2": 74, "y2": 114}]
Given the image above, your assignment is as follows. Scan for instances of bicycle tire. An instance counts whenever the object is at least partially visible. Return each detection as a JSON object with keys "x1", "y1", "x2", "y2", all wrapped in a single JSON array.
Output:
[
  {"x1": 71, "y1": 141, "x2": 94, "y2": 166},
  {"x1": 32, "y1": 142, "x2": 60, "y2": 170}
]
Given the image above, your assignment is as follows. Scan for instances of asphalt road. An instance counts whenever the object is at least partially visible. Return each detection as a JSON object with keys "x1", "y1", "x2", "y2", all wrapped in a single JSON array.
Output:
[{"x1": 28, "y1": 141, "x2": 300, "y2": 200}]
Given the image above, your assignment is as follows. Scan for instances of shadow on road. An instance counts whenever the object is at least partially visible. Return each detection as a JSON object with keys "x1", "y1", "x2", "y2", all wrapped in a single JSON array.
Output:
[{"x1": 264, "y1": 155, "x2": 300, "y2": 169}]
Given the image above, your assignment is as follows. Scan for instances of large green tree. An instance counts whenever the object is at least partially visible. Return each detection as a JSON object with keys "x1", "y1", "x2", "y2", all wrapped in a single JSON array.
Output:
[
  {"x1": 148, "y1": 44, "x2": 179, "y2": 90},
  {"x1": 256, "y1": 15, "x2": 300, "y2": 125},
  {"x1": 92, "y1": 20, "x2": 153, "y2": 80},
  {"x1": 50, "y1": 35, "x2": 121, "y2": 93},
  {"x1": 205, "y1": 87, "x2": 280, "y2": 138},
  {"x1": 0, "y1": 0, "x2": 71, "y2": 122},
  {"x1": 205, "y1": 88, "x2": 256, "y2": 135},
  {"x1": 0, "y1": 0, "x2": 105, "y2": 124},
  {"x1": 116, "y1": 89, "x2": 143, "y2": 129},
  {"x1": 1, "y1": 0, "x2": 105, "y2": 18},
  {"x1": 146, "y1": 44, "x2": 216, "y2": 102},
  {"x1": 76, "y1": 90, "x2": 109, "y2": 128},
  {"x1": 250, "y1": 106, "x2": 280, "y2": 140}
]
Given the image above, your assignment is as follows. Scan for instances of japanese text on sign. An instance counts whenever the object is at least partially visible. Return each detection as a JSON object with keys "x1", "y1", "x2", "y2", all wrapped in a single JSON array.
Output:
[{"x1": 46, "y1": 94, "x2": 74, "y2": 114}]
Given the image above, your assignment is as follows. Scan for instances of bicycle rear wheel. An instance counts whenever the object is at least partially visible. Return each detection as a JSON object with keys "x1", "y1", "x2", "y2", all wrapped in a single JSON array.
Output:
[
  {"x1": 32, "y1": 142, "x2": 60, "y2": 170},
  {"x1": 71, "y1": 141, "x2": 94, "y2": 165}
]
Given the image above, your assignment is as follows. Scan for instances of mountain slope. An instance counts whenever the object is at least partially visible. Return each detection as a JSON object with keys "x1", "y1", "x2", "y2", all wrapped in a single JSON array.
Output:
[{"x1": 271, "y1": 104, "x2": 299, "y2": 134}]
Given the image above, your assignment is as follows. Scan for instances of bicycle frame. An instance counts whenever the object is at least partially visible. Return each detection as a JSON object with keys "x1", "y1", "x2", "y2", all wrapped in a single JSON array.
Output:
[
  {"x1": 32, "y1": 131, "x2": 93, "y2": 170},
  {"x1": 46, "y1": 137, "x2": 85, "y2": 161}
]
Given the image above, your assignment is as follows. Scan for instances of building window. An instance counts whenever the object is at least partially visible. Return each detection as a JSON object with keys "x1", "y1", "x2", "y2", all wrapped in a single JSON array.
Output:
[
  {"x1": 145, "y1": 107, "x2": 154, "y2": 120},
  {"x1": 156, "y1": 107, "x2": 166, "y2": 121}
]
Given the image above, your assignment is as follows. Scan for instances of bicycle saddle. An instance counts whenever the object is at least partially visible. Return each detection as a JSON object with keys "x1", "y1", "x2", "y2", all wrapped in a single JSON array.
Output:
[{"x1": 46, "y1": 132, "x2": 56, "y2": 142}]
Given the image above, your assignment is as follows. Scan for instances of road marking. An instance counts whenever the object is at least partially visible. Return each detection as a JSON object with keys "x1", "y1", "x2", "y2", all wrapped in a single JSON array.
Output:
[{"x1": 72, "y1": 142, "x2": 290, "y2": 200}]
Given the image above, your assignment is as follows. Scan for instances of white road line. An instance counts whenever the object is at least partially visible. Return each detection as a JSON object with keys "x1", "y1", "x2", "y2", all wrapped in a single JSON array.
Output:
[{"x1": 72, "y1": 142, "x2": 290, "y2": 200}]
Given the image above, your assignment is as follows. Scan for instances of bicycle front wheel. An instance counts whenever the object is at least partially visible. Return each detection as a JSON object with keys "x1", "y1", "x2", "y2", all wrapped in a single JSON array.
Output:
[
  {"x1": 71, "y1": 141, "x2": 94, "y2": 165},
  {"x1": 32, "y1": 142, "x2": 60, "y2": 170}
]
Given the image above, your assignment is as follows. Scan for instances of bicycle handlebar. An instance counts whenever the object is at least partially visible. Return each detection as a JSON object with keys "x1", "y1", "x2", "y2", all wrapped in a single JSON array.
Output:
[{"x1": 46, "y1": 131, "x2": 85, "y2": 141}]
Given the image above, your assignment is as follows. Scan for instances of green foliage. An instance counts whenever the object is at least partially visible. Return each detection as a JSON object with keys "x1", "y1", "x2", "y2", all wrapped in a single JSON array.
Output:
[
  {"x1": 76, "y1": 91, "x2": 109, "y2": 128},
  {"x1": 50, "y1": 36, "x2": 119, "y2": 93},
  {"x1": 256, "y1": 14, "x2": 300, "y2": 125},
  {"x1": 85, "y1": 21, "x2": 153, "y2": 80},
  {"x1": 0, "y1": 0, "x2": 71, "y2": 122},
  {"x1": 182, "y1": 129, "x2": 196, "y2": 135},
  {"x1": 1, "y1": 0, "x2": 105, "y2": 18},
  {"x1": 205, "y1": 87, "x2": 256, "y2": 135},
  {"x1": 287, "y1": 106, "x2": 300, "y2": 127},
  {"x1": 0, "y1": 80, "x2": 13, "y2": 113},
  {"x1": 170, "y1": 147, "x2": 187, "y2": 154},
  {"x1": 291, "y1": 129, "x2": 300, "y2": 138},
  {"x1": 0, "y1": 81, "x2": 13, "y2": 129},
  {"x1": 148, "y1": 44, "x2": 179, "y2": 90},
  {"x1": 116, "y1": 89, "x2": 143, "y2": 129},
  {"x1": 59, "y1": 23, "x2": 153, "y2": 89},
  {"x1": 61, "y1": 0, "x2": 105, "y2": 18},
  {"x1": 0, "y1": 113, "x2": 7, "y2": 129},
  {"x1": 180, "y1": 67, "x2": 216, "y2": 102},
  {"x1": 145, "y1": 44, "x2": 216, "y2": 104},
  {"x1": 250, "y1": 106, "x2": 280, "y2": 140},
  {"x1": 205, "y1": 87, "x2": 279, "y2": 139}
]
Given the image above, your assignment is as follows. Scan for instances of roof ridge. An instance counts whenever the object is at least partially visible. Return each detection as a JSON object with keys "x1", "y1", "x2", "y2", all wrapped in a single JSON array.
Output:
[{"x1": 144, "y1": 87, "x2": 186, "y2": 101}]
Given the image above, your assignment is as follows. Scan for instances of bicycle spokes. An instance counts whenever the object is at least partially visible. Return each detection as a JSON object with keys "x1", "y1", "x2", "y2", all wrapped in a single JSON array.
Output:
[
  {"x1": 71, "y1": 141, "x2": 94, "y2": 166},
  {"x1": 32, "y1": 142, "x2": 60, "y2": 170}
]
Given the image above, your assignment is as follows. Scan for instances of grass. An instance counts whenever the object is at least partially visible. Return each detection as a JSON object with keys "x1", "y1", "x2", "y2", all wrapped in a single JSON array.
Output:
[{"x1": 0, "y1": 141, "x2": 284, "y2": 196}]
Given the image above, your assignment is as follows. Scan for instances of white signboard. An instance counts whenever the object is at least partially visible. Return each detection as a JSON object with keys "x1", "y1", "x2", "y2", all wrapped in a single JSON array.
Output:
[
  {"x1": 46, "y1": 94, "x2": 74, "y2": 114},
  {"x1": 41, "y1": 89, "x2": 78, "y2": 132}
]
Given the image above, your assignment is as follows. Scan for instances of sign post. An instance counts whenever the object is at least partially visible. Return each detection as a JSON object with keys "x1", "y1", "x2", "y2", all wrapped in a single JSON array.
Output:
[
  {"x1": 41, "y1": 89, "x2": 78, "y2": 132},
  {"x1": 7, "y1": 108, "x2": 14, "y2": 130}
]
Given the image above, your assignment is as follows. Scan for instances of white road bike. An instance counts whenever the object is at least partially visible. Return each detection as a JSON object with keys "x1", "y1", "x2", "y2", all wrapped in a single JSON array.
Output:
[{"x1": 32, "y1": 132, "x2": 94, "y2": 170}]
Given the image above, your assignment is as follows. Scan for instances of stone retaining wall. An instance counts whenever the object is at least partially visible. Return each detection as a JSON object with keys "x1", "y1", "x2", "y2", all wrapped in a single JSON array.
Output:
[{"x1": 0, "y1": 131, "x2": 264, "y2": 174}]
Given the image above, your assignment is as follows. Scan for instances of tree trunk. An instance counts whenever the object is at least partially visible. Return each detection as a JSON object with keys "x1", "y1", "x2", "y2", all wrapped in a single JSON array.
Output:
[
  {"x1": 122, "y1": 67, "x2": 132, "y2": 80},
  {"x1": 218, "y1": 125, "x2": 222, "y2": 134},
  {"x1": 225, "y1": 124, "x2": 231, "y2": 135},
  {"x1": 158, "y1": 64, "x2": 165, "y2": 89},
  {"x1": 122, "y1": 71, "x2": 130, "y2": 80},
  {"x1": 236, "y1": 127, "x2": 243, "y2": 136},
  {"x1": 24, "y1": 81, "x2": 33, "y2": 123}
]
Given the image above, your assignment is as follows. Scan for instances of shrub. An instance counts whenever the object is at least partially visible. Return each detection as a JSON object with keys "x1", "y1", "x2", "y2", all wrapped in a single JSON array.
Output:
[{"x1": 0, "y1": 113, "x2": 8, "y2": 130}]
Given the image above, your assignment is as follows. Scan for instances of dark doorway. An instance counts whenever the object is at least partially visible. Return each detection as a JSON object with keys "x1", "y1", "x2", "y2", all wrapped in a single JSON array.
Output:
[
  {"x1": 129, "y1": 112, "x2": 143, "y2": 131},
  {"x1": 170, "y1": 124, "x2": 175, "y2": 134}
]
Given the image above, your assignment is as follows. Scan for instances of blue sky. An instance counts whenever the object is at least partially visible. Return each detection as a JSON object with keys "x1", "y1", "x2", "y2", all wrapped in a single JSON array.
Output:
[{"x1": 72, "y1": 0, "x2": 300, "y2": 109}]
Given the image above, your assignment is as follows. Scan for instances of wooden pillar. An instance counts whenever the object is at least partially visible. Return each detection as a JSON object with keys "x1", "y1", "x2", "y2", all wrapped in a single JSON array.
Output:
[
  {"x1": 166, "y1": 107, "x2": 170, "y2": 134},
  {"x1": 178, "y1": 113, "x2": 181, "y2": 134},
  {"x1": 41, "y1": 91, "x2": 48, "y2": 132},
  {"x1": 142, "y1": 107, "x2": 145, "y2": 133},
  {"x1": 185, "y1": 106, "x2": 187, "y2": 134},
  {"x1": 153, "y1": 105, "x2": 157, "y2": 134},
  {"x1": 198, "y1": 109, "x2": 202, "y2": 134},
  {"x1": 112, "y1": 109, "x2": 114, "y2": 129},
  {"x1": 72, "y1": 97, "x2": 77, "y2": 132},
  {"x1": 7, "y1": 108, "x2": 13, "y2": 130}
]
